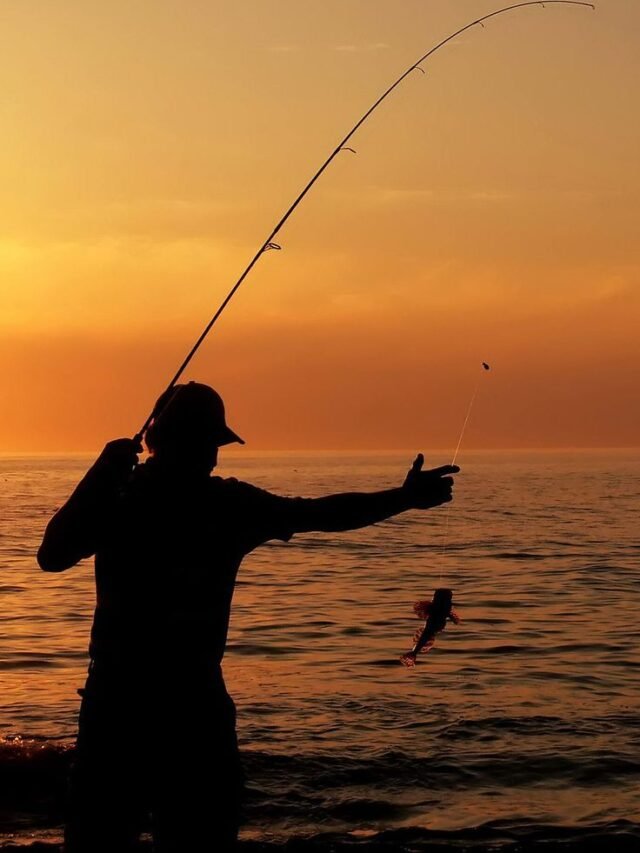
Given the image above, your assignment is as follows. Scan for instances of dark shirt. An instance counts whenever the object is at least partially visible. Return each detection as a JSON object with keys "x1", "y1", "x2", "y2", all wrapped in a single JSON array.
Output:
[
  {"x1": 89, "y1": 460, "x2": 305, "y2": 672},
  {"x1": 40, "y1": 450, "x2": 421, "y2": 680}
]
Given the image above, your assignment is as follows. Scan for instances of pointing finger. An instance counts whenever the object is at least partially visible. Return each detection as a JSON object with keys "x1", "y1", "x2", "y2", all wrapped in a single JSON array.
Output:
[{"x1": 427, "y1": 464, "x2": 460, "y2": 477}]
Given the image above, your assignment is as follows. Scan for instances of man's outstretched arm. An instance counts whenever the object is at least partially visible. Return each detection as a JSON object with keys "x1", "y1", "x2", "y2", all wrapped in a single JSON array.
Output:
[
  {"x1": 37, "y1": 439, "x2": 140, "y2": 572},
  {"x1": 290, "y1": 455, "x2": 459, "y2": 534}
]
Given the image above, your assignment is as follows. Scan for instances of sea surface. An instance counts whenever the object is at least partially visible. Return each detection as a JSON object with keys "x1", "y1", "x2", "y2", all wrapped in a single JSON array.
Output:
[{"x1": 1, "y1": 450, "x2": 639, "y2": 851}]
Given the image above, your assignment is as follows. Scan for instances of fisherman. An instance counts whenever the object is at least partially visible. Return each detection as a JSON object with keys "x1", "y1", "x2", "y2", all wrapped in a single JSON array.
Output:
[{"x1": 38, "y1": 382, "x2": 459, "y2": 852}]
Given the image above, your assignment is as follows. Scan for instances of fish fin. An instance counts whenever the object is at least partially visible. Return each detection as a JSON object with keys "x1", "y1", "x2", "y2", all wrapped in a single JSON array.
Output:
[
  {"x1": 414, "y1": 600, "x2": 431, "y2": 619},
  {"x1": 419, "y1": 639, "x2": 435, "y2": 654}
]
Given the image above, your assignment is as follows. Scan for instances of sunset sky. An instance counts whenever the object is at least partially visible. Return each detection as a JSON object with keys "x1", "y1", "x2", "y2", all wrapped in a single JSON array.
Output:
[{"x1": 1, "y1": 0, "x2": 638, "y2": 451}]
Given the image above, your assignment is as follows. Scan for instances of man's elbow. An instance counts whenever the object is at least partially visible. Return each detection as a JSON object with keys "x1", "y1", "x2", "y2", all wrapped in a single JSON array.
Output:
[{"x1": 37, "y1": 545, "x2": 71, "y2": 573}]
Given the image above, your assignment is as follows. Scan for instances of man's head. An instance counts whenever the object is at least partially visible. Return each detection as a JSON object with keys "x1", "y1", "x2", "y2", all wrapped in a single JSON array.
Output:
[{"x1": 145, "y1": 382, "x2": 244, "y2": 472}]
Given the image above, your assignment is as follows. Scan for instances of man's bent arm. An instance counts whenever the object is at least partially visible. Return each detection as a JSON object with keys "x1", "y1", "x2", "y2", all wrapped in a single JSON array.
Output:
[
  {"x1": 38, "y1": 438, "x2": 140, "y2": 572},
  {"x1": 38, "y1": 489, "x2": 101, "y2": 572}
]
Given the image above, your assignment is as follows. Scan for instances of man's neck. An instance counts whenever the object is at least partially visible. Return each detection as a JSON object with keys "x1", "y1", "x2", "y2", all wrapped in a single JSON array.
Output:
[{"x1": 145, "y1": 454, "x2": 214, "y2": 482}]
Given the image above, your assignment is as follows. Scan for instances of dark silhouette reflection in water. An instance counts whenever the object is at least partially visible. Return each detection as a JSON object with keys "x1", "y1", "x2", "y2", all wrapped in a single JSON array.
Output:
[{"x1": 37, "y1": 382, "x2": 458, "y2": 852}]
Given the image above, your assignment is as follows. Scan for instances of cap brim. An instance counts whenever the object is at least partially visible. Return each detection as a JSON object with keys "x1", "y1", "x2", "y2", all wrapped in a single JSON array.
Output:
[{"x1": 217, "y1": 425, "x2": 245, "y2": 446}]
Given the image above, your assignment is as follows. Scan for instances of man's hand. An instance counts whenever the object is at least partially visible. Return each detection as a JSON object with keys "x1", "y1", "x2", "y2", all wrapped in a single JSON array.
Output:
[
  {"x1": 402, "y1": 453, "x2": 459, "y2": 510},
  {"x1": 88, "y1": 437, "x2": 142, "y2": 488}
]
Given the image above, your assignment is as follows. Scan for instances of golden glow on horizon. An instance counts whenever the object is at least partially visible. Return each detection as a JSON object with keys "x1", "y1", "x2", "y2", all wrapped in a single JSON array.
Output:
[{"x1": 1, "y1": 0, "x2": 638, "y2": 451}]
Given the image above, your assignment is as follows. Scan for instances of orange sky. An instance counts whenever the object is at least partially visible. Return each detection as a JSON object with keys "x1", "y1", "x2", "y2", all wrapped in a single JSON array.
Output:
[{"x1": 1, "y1": 0, "x2": 638, "y2": 451}]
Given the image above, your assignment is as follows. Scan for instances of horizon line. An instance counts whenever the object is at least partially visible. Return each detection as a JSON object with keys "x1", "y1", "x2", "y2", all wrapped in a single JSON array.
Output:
[{"x1": 1, "y1": 445, "x2": 638, "y2": 458}]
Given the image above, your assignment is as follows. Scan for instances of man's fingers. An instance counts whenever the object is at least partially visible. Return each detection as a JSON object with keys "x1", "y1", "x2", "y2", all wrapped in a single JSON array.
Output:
[
  {"x1": 411, "y1": 453, "x2": 424, "y2": 473},
  {"x1": 427, "y1": 464, "x2": 460, "y2": 478}
]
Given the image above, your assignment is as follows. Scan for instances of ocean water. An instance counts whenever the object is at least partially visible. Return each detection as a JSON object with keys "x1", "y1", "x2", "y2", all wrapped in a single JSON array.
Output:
[{"x1": 1, "y1": 450, "x2": 639, "y2": 851}]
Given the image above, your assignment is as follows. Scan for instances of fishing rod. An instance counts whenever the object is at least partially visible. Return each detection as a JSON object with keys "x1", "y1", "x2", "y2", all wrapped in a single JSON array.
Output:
[{"x1": 136, "y1": 0, "x2": 594, "y2": 438}]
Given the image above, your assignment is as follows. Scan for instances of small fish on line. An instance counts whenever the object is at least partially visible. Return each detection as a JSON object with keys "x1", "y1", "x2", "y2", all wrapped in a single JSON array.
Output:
[{"x1": 400, "y1": 588, "x2": 460, "y2": 667}]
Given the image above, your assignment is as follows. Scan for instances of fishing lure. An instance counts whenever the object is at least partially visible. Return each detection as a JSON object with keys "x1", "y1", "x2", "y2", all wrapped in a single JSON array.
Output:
[{"x1": 400, "y1": 588, "x2": 460, "y2": 667}]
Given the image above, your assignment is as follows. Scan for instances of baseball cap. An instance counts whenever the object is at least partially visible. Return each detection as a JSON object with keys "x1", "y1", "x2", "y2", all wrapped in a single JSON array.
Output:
[{"x1": 146, "y1": 382, "x2": 244, "y2": 448}]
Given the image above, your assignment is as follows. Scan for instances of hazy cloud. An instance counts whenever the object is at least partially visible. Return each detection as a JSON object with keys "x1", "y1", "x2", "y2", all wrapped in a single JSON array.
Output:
[
  {"x1": 324, "y1": 185, "x2": 516, "y2": 206},
  {"x1": 265, "y1": 44, "x2": 301, "y2": 53},
  {"x1": 332, "y1": 43, "x2": 389, "y2": 53}
]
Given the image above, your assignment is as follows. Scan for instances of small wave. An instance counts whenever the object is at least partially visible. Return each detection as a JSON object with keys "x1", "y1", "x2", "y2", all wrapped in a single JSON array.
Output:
[
  {"x1": 3, "y1": 736, "x2": 640, "y2": 843},
  {"x1": 483, "y1": 644, "x2": 528, "y2": 654},
  {"x1": 244, "y1": 748, "x2": 640, "y2": 792},
  {"x1": 494, "y1": 552, "x2": 545, "y2": 561},
  {"x1": 4, "y1": 737, "x2": 636, "y2": 797},
  {"x1": 228, "y1": 643, "x2": 306, "y2": 657},
  {"x1": 2, "y1": 820, "x2": 640, "y2": 852},
  {"x1": 438, "y1": 714, "x2": 588, "y2": 738},
  {"x1": 0, "y1": 659, "x2": 61, "y2": 670}
]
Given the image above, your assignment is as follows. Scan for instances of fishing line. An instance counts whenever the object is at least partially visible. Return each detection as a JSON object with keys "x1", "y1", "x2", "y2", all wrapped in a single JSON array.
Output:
[
  {"x1": 135, "y1": 0, "x2": 594, "y2": 437},
  {"x1": 451, "y1": 379, "x2": 482, "y2": 468},
  {"x1": 439, "y1": 362, "x2": 491, "y2": 580},
  {"x1": 402, "y1": 361, "x2": 490, "y2": 665}
]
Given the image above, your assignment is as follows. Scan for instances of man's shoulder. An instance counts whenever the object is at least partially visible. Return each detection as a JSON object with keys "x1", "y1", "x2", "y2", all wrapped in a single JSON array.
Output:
[
  {"x1": 210, "y1": 475, "x2": 252, "y2": 490},
  {"x1": 209, "y1": 476, "x2": 301, "y2": 512},
  {"x1": 209, "y1": 476, "x2": 274, "y2": 501},
  {"x1": 208, "y1": 476, "x2": 304, "y2": 543}
]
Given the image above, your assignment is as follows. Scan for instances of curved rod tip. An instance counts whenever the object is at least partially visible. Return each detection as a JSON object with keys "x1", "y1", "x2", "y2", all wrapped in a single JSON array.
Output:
[{"x1": 139, "y1": 0, "x2": 597, "y2": 428}]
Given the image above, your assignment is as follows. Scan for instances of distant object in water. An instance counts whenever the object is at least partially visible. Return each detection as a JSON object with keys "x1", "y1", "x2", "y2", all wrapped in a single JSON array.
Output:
[
  {"x1": 482, "y1": 362, "x2": 491, "y2": 371},
  {"x1": 400, "y1": 588, "x2": 460, "y2": 667}
]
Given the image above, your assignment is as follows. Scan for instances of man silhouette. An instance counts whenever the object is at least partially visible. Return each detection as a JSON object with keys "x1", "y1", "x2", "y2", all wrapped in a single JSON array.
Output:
[{"x1": 38, "y1": 382, "x2": 459, "y2": 852}]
